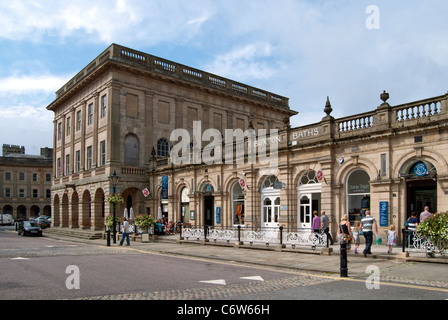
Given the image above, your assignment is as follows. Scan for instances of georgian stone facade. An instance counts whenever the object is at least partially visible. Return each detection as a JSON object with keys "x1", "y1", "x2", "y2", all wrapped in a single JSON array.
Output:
[
  {"x1": 48, "y1": 44, "x2": 448, "y2": 241},
  {"x1": 0, "y1": 145, "x2": 53, "y2": 219},
  {"x1": 47, "y1": 44, "x2": 295, "y2": 230}
]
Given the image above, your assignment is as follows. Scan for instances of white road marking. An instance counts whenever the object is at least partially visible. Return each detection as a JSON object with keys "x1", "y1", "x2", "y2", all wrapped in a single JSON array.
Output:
[
  {"x1": 240, "y1": 276, "x2": 264, "y2": 281},
  {"x1": 199, "y1": 279, "x2": 227, "y2": 286}
]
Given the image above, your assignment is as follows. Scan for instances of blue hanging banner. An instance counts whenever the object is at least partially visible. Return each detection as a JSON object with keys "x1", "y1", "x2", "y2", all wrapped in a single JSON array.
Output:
[
  {"x1": 379, "y1": 201, "x2": 388, "y2": 227},
  {"x1": 216, "y1": 207, "x2": 221, "y2": 224},
  {"x1": 161, "y1": 176, "x2": 169, "y2": 199}
]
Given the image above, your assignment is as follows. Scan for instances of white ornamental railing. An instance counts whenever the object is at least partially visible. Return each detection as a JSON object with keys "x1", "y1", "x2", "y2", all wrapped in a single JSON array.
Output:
[
  {"x1": 403, "y1": 230, "x2": 447, "y2": 257},
  {"x1": 181, "y1": 225, "x2": 328, "y2": 250}
]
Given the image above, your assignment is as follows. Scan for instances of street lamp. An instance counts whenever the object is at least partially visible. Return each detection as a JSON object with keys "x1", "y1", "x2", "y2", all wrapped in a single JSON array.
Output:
[{"x1": 108, "y1": 170, "x2": 121, "y2": 244}]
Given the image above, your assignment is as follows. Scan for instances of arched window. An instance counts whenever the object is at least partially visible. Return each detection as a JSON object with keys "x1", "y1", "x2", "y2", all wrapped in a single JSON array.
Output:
[
  {"x1": 346, "y1": 169, "x2": 370, "y2": 222},
  {"x1": 299, "y1": 170, "x2": 319, "y2": 185},
  {"x1": 124, "y1": 133, "x2": 139, "y2": 166},
  {"x1": 157, "y1": 138, "x2": 170, "y2": 158},
  {"x1": 261, "y1": 175, "x2": 279, "y2": 189}
]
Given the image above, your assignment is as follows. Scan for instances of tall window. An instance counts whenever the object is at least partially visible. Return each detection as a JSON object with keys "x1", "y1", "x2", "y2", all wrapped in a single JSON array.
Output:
[
  {"x1": 58, "y1": 122, "x2": 62, "y2": 140},
  {"x1": 65, "y1": 154, "x2": 70, "y2": 175},
  {"x1": 157, "y1": 138, "x2": 170, "y2": 157},
  {"x1": 76, "y1": 111, "x2": 82, "y2": 131},
  {"x1": 75, "y1": 150, "x2": 81, "y2": 172},
  {"x1": 66, "y1": 117, "x2": 71, "y2": 136},
  {"x1": 101, "y1": 95, "x2": 107, "y2": 118},
  {"x1": 232, "y1": 182, "x2": 245, "y2": 225},
  {"x1": 87, "y1": 146, "x2": 92, "y2": 169},
  {"x1": 57, "y1": 158, "x2": 61, "y2": 177},
  {"x1": 88, "y1": 103, "x2": 93, "y2": 125},
  {"x1": 100, "y1": 141, "x2": 106, "y2": 166}
]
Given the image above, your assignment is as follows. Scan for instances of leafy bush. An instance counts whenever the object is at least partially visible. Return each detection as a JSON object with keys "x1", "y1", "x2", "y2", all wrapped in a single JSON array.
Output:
[
  {"x1": 134, "y1": 214, "x2": 155, "y2": 231},
  {"x1": 417, "y1": 212, "x2": 448, "y2": 256}
]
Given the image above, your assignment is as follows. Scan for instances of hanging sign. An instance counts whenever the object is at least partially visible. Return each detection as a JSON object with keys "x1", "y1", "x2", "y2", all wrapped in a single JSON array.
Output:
[
  {"x1": 161, "y1": 176, "x2": 169, "y2": 199},
  {"x1": 142, "y1": 188, "x2": 150, "y2": 198},
  {"x1": 216, "y1": 207, "x2": 221, "y2": 224},
  {"x1": 379, "y1": 201, "x2": 389, "y2": 227},
  {"x1": 414, "y1": 162, "x2": 428, "y2": 177},
  {"x1": 316, "y1": 169, "x2": 324, "y2": 182},
  {"x1": 239, "y1": 177, "x2": 247, "y2": 189}
]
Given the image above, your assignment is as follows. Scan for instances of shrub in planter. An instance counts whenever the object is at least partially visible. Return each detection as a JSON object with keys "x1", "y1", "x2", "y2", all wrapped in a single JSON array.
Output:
[
  {"x1": 134, "y1": 214, "x2": 155, "y2": 233},
  {"x1": 105, "y1": 215, "x2": 121, "y2": 230},
  {"x1": 417, "y1": 212, "x2": 448, "y2": 257}
]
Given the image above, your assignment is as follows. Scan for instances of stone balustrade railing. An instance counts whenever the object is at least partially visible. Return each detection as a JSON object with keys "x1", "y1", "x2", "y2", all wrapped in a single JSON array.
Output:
[{"x1": 56, "y1": 44, "x2": 290, "y2": 110}]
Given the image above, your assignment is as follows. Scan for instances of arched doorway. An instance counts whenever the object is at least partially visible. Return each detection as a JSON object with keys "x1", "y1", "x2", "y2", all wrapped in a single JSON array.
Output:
[
  {"x1": 199, "y1": 183, "x2": 214, "y2": 226},
  {"x1": 400, "y1": 159, "x2": 437, "y2": 216},
  {"x1": 297, "y1": 170, "x2": 322, "y2": 229},
  {"x1": 232, "y1": 182, "x2": 245, "y2": 225},
  {"x1": 261, "y1": 175, "x2": 280, "y2": 228},
  {"x1": 180, "y1": 187, "x2": 190, "y2": 224}
]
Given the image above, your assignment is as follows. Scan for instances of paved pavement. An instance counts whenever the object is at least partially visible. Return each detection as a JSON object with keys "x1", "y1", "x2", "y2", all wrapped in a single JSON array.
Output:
[{"x1": 42, "y1": 230, "x2": 448, "y2": 288}]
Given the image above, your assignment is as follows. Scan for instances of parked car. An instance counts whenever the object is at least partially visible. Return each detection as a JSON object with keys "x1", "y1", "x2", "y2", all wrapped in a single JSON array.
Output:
[
  {"x1": 18, "y1": 221, "x2": 43, "y2": 237},
  {"x1": 35, "y1": 217, "x2": 50, "y2": 229},
  {"x1": 0, "y1": 214, "x2": 14, "y2": 226}
]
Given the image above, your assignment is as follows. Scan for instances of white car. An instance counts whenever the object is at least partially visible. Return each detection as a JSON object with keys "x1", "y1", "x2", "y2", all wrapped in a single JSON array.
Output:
[{"x1": 0, "y1": 214, "x2": 14, "y2": 226}]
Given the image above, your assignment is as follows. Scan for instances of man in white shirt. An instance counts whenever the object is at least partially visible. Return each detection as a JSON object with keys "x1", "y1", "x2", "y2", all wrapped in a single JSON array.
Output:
[
  {"x1": 361, "y1": 211, "x2": 378, "y2": 257},
  {"x1": 120, "y1": 218, "x2": 131, "y2": 246}
]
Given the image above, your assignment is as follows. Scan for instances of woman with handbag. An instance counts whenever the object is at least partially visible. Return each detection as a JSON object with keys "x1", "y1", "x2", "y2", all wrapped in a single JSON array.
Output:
[{"x1": 337, "y1": 214, "x2": 354, "y2": 253}]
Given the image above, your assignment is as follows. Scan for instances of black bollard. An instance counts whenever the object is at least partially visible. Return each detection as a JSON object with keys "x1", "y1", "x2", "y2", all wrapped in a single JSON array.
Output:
[
  {"x1": 340, "y1": 241, "x2": 348, "y2": 277},
  {"x1": 107, "y1": 229, "x2": 111, "y2": 247}
]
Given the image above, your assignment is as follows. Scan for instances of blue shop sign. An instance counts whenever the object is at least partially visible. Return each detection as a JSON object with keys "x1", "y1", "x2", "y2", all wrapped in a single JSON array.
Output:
[
  {"x1": 414, "y1": 162, "x2": 428, "y2": 177},
  {"x1": 216, "y1": 207, "x2": 221, "y2": 224},
  {"x1": 379, "y1": 201, "x2": 388, "y2": 227}
]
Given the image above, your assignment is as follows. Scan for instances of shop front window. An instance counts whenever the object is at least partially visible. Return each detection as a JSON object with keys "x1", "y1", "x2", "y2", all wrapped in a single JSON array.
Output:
[{"x1": 346, "y1": 169, "x2": 370, "y2": 222}]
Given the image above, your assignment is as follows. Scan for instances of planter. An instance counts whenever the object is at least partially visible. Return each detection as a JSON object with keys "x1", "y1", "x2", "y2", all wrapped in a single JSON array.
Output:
[{"x1": 142, "y1": 233, "x2": 150, "y2": 243}]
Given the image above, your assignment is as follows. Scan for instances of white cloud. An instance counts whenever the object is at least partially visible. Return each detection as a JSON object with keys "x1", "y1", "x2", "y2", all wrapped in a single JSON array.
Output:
[
  {"x1": 205, "y1": 42, "x2": 279, "y2": 81},
  {"x1": 0, "y1": 0, "x2": 214, "y2": 45},
  {"x1": 0, "y1": 75, "x2": 69, "y2": 96}
]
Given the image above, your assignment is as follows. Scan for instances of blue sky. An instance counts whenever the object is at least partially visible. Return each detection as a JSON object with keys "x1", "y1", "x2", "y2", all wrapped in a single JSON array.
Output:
[{"x1": 1, "y1": 0, "x2": 447, "y2": 155}]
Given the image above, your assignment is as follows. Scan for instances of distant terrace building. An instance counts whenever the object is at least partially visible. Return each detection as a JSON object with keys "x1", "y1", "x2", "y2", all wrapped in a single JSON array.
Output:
[
  {"x1": 0, "y1": 144, "x2": 53, "y2": 219},
  {"x1": 47, "y1": 44, "x2": 448, "y2": 243}
]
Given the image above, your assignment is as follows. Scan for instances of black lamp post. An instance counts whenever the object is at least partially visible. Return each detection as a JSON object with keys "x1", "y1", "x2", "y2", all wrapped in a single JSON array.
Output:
[{"x1": 108, "y1": 170, "x2": 121, "y2": 244}]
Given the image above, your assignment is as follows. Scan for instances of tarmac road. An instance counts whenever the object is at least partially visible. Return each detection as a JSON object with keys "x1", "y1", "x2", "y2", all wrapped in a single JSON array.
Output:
[{"x1": 1, "y1": 227, "x2": 448, "y2": 302}]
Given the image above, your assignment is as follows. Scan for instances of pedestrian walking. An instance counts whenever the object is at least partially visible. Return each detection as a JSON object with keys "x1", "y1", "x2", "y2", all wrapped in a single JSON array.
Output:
[
  {"x1": 353, "y1": 220, "x2": 361, "y2": 254},
  {"x1": 337, "y1": 214, "x2": 353, "y2": 253},
  {"x1": 312, "y1": 211, "x2": 321, "y2": 234},
  {"x1": 386, "y1": 224, "x2": 396, "y2": 254},
  {"x1": 120, "y1": 217, "x2": 130, "y2": 246},
  {"x1": 405, "y1": 211, "x2": 419, "y2": 247},
  {"x1": 360, "y1": 210, "x2": 377, "y2": 257},
  {"x1": 320, "y1": 210, "x2": 334, "y2": 245}
]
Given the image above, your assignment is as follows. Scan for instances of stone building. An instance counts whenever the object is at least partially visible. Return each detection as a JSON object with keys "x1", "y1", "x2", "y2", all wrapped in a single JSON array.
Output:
[
  {"x1": 46, "y1": 44, "x2": 296, "y2": 231},
  {"x1": 47, "y1": 44, "x2": 448, "y2": 241},
  {"x1": 0, "y1": 144, "x2": 53, "y2": 219}
]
